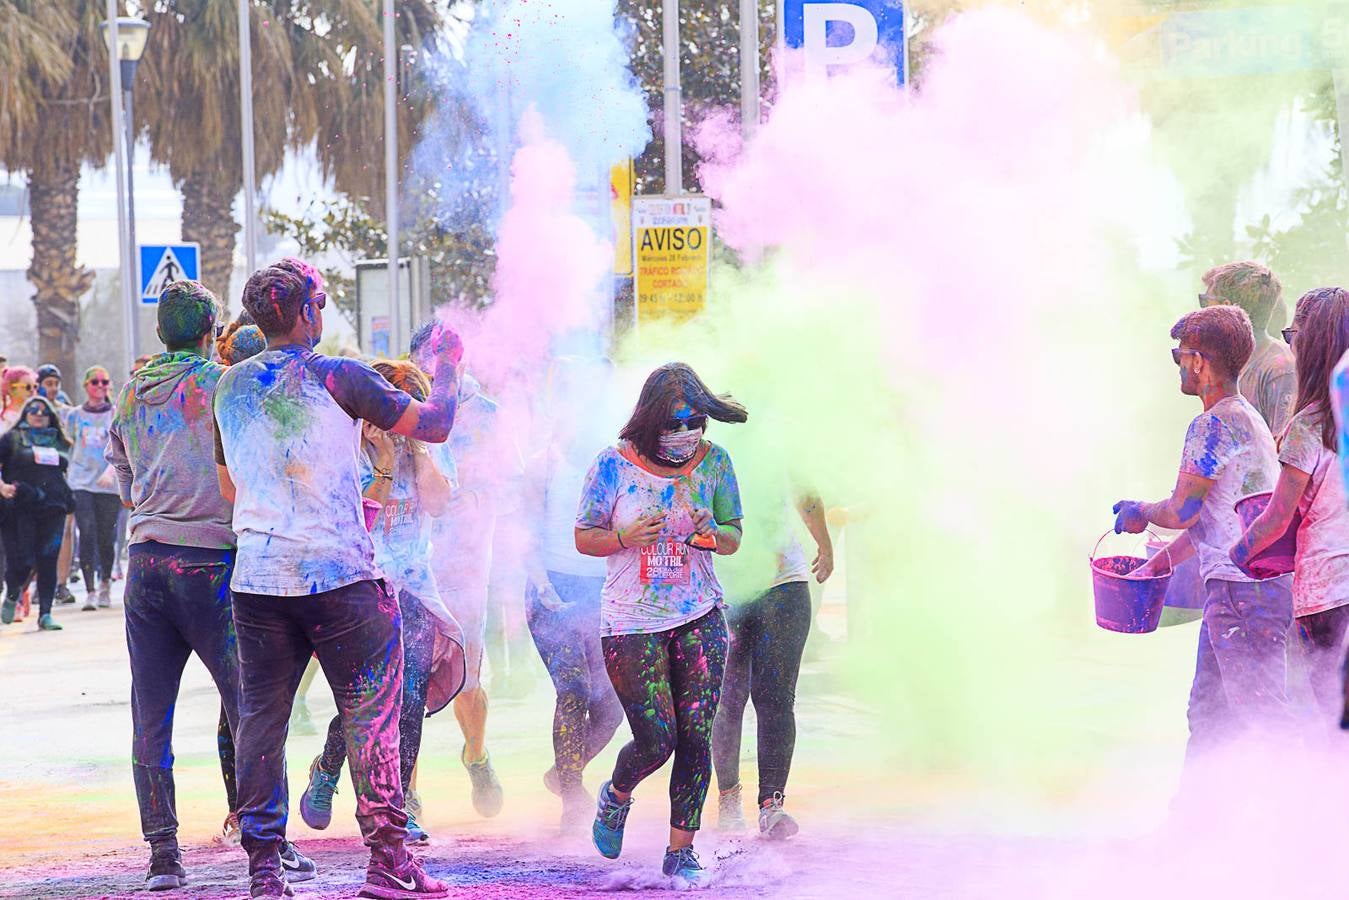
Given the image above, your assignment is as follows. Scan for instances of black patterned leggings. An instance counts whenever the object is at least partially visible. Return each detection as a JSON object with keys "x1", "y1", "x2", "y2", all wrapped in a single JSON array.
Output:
[
  {"x1": 603, "y1": 607, "x2": 728, "y2": 831},
  {"x1": 526, "y1": 571, "x2": 623, "y2": 792}
]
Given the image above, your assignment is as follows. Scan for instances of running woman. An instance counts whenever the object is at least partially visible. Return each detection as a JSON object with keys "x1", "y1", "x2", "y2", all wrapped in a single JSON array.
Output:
[
  {"x1": 0, "y1": 396, "x2": 74, "y2": 631},
  {"x1": 105, "y1": 281, "x2": 316, "y2": 891},
  {"x1": 1232, "y1": 287, "x2": 1349, "y2": 732},
  {"x1": 713, "y1": 491, "x2": 833, "y2": 839},
  {"x1": 0, "y1": 366, "x2": 38, "y2": 617},
  {"x1": 65, "y1": 366, "x2": 121, "y2": 609},
  {"x1": 577, "y1": 362, "x2": 746, "y2": 887},
  {"x1": 215, "y1": 259, "x2": 460, "y2": 899},
  {"x1": 301, "y1": 359, "x2": 465, "y2": 847}
]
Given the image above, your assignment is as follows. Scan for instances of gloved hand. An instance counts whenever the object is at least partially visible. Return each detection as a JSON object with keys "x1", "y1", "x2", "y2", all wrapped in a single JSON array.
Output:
[{"x1": 1112, "y1": 500, "x2": 1149, "y2": 535}]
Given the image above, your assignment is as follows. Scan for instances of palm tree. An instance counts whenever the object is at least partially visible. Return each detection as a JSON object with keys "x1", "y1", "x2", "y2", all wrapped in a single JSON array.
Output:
[
  {"x1": 0, "y1": 1, "x2": 113, "y2": 376},
  {"x1": 135, "y1": 0, "x2": 442, "y2": 299}
]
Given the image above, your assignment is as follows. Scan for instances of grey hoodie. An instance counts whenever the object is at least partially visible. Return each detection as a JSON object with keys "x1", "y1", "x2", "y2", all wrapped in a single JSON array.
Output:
[{"x1": 106, "y1": 351, "x2": 236, "y2": 550}]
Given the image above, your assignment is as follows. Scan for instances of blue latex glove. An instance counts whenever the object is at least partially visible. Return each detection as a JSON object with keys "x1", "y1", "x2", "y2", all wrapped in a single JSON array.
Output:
[{"x1": 1112, "y1": 500, "x2": 1149, "y2": 535}]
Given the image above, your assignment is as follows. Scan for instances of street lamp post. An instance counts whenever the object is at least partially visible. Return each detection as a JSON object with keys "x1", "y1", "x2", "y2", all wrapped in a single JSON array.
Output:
[{"x1": 101, "y1": 16, "x2": 150, "y2": 363}]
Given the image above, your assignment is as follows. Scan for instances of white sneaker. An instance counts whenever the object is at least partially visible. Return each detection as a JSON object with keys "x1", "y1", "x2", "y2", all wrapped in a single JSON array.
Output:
[
  {"x1": 717, "y1": 785, "x2": 747, "y2": 833},
  {"x1": 758, "y1": 792, "x2": 799, "y2": 841}
]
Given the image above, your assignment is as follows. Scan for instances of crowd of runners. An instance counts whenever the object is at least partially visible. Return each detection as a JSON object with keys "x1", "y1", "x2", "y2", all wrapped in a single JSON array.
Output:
[{"x1": 0, "y1": 258, "x2": 835, "y2": 898}]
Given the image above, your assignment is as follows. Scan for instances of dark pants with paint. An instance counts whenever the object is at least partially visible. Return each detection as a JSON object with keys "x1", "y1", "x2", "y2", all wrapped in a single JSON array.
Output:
[
  {"x1": 1293, "y1": 604, "x2": 1349, "y2": 728},
  {"x1": 218, "y1": 706, "x2": 238, "y2": 815},
  {"x1": 124, "y1": 541, "x2": 240, "y2": 852},
  {"x1": 712, "y1": 581, "x2": 812, "y2": 805},
  {"x1": 1, "y1": 507, "x2": 66, "y2": 617},
  {"x1": 1185, "y1": 577, "x2": 1295, "y2": 763},
  {"x1": 232, "y1": 579, "x2": 408, "y2": 879},
  {"x1": 73, "y1": 489, "x2": 121, "y2": 588},
  {"x1": 526, "y1": 571, "x2": 623, "y2": 792},
  {"x1": 318, "y1": 590, "x2": 435, "y2": 795},
  {"x1": 603, "y1": 607, "x2": 729, "y2": 831}
]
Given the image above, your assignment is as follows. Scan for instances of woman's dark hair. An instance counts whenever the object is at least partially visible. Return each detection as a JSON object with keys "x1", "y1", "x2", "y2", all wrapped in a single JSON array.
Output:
[
  {"x1": 1291, "y1": 287, "x2": 1349, "y2": 451},
  {"x1": 17, "y1": 396, "x2": 71, "y2": 448},
  {"x1": 619, "y1": 362, "x2": 747, "y2": 460}
]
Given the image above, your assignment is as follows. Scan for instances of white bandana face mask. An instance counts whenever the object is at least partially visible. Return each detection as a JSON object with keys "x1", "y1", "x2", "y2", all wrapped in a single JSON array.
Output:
[{"x1": 656, "y1": 427, "x2": 703, "y2": 465}]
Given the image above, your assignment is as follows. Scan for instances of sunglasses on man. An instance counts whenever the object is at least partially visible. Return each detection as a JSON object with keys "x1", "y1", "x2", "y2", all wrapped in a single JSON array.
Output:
[
  {"x1": 1171, "y1": 347, "x2": 1207, "y2": 366},
  {"x1": 88, "y1": 379, "x2": 111, "y2": 386}
]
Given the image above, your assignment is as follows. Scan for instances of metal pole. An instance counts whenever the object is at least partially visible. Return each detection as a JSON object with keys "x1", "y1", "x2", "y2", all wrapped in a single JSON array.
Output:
[
  {"x1": 125, "y1": 82, "x2": 139, "y2": 357},
  {"x1": 105, "y1": 6, "x2": 136, "y2": 374},
  {"x1": 740, "y1": 0, "x2": 760, "y2": 140},
  {"x1": 238, "y1": 0, "x2": 258, "y2": 277},
  {"x1": 662, "y1": 0, "x2": 683, "y2": 195},
  {"x1": 384, "y1": 0, "x2": 401, "y2": 348}
]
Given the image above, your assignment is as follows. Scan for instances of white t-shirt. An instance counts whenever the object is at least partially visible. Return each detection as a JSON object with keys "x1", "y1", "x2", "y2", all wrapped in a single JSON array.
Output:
[
  {"x1": 1277, "y1": 406, "x2": 1349, "y2": 617},
  {"x1": 576, "y1": 442, "x2": 743, "y2": 636},
  {"x1": 1179, "y1": 395, "x2": 1279, "y2": 584},
  {"x1": 214, "y1": 347, "x2": 411, "y2": 596}
]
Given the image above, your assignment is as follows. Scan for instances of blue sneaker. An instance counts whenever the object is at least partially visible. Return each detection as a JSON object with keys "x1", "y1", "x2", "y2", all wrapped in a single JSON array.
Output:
[
  {"x1": 299, "y1": 757, "x2": 339, "y2": 830},
  {"x1": 591, "y1": 781, "x2": 632, "y2": 859},
  {"x1": 405, "y1": 809, "x2": 430, "y2": 845},
  {"x1": 662, "y1": 846, "x2": 711, "y2": 888}
]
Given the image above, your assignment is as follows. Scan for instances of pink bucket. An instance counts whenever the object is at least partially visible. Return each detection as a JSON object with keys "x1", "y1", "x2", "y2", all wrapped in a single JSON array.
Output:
[
  {"x1": 1233, "y1": 492, "x2": 1298, "y2": 580},
  {"x1": 1090, "y1": 531, "x2": 1172, "y2": 634},
  {"x1": 362, "y1": 498, "x2": 382, "y2": 532}
]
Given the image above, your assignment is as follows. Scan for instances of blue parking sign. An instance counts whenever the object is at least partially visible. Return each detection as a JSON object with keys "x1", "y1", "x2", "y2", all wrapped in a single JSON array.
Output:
[
  {"x1": 139, "y1": 243, "x2": 200, "y2": 305},
  {"x1": 783, "y1": 0, "x2": 906, "y2": 85}
]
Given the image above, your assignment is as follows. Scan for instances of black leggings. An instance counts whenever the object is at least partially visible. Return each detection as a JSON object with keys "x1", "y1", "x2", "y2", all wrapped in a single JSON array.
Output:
[
  {"x1": 1, "y1": 508, "x2": 66, "y2": 617},
  {"x1": 526, "y1": 571, "x2": 623, "y2": 792},
  {"x1": 317, "y1": 590, "x2": 435, "y2": 794},
  {"x1": 603, "y1": 607, "x2": 728, "y2": 831},
  {"x1": 73, "y1": 490, "x2": 121, "y2": 587},
  {"x1": 711, "y1": 581, "x2": 812, "y2": 804}
]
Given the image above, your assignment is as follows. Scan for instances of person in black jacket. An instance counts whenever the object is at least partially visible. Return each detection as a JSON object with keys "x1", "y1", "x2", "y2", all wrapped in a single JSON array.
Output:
[{"x1": 0, "y1": 396, "x2": 75, "y2": 631}]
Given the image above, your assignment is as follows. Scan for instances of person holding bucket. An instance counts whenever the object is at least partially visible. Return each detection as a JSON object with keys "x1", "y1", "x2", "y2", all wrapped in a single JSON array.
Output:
[
  {"x1": 1232, "y1": 287, "x2": 1349, "y2": 730},
  {"x1": 1116, "y1": 304, "x2": 1294, "y2": 761}
]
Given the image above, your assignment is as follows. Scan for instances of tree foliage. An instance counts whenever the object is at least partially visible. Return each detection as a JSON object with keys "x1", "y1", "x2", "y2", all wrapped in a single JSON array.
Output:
[{"x1": 0, "y1": 0, "x2": 114, "y2": 376}]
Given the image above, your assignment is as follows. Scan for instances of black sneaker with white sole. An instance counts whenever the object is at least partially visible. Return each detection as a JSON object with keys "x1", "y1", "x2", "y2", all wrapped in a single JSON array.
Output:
[
  {"x1": 145, "y1": 850, "x2": 187, "y2": 891},
  {"x1": 279, "y1": 842, "x2": 317, "y2": 882}
]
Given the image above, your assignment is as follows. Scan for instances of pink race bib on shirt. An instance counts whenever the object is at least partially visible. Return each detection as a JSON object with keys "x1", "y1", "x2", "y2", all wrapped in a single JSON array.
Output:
[{"x1": 640, "y1": 541, "x2": 690, "y2": 585}]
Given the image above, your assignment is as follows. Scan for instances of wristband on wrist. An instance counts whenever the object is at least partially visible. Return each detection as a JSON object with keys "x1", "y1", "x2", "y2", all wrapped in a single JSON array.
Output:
[{"x1": 616, "y1": 530, "x2": 626, "y2": 549}]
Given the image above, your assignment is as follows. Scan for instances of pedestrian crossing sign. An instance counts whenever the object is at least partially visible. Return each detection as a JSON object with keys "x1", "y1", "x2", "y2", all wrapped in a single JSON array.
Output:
[{"x1": 138, "y1": 243, "x2": 201, "y2": 304}]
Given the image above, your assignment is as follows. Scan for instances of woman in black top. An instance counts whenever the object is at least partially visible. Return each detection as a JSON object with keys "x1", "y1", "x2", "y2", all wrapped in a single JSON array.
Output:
[{"x1": 0, "y1": 397, "x2": 75, "y2": 631}]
